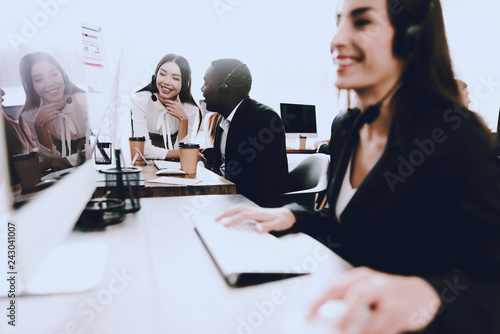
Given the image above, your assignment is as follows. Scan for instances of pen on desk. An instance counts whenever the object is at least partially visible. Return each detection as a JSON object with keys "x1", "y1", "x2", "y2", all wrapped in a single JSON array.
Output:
[
  {"x1": 134, "y1": 147, "x2": 152, "y2": 165},
  {"x1": 131, "y1": 151, "x2": 140, "y2": 166}
]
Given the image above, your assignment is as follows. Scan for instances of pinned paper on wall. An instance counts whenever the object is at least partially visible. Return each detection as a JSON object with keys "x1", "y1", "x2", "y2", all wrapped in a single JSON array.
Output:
[
  {"x1": 81, "y1": 23, "x2": 105, "y2": 93},
  {"x1": 81, "y1": 25, "x2": 103, "y2": 68}
]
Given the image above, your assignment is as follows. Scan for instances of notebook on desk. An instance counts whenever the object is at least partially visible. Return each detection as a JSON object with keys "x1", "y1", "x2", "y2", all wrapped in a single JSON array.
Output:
[{"x1": 192, "y1": 216, "x2": 310, "y2": 287}]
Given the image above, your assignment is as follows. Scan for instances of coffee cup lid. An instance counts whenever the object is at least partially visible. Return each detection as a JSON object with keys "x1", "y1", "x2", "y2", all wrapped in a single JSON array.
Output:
[
  {"x1": 12, "y1": 151, "x2": 39, "y2": 161},
  {"x1": 179, "y1": 142, "x2": 200, "y2": 149},
  {"x1": 129, "y1": 136, "x2": 146, "y2": 141}
]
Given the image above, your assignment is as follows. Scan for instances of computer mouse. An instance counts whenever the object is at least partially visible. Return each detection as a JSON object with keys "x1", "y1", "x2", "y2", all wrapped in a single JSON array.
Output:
[
  {"x1": 155, "y1": 169, "x2": 186, "y2": 176},
  {"x1": 279, "y1": 301, "x2": 370, "y2": 334}
]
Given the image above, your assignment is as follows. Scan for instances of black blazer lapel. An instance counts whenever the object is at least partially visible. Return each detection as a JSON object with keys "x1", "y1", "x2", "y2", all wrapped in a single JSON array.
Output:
[
  {"x1": 224, "y1": 98, "x2": 248, "y2": 158},
  {"x1": 327, "y1": 109, "x2": 363, "y2": 215},
  {"x1": 334, "y1": 113, "x2": 401, "y2": 224}
]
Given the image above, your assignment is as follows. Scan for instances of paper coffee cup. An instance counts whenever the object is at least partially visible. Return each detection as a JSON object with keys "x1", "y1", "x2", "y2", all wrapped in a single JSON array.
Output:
[
  {"x1": 129, "y1": 137, "x2": 146, "y2": 165},
  {"x1": 12, "y1": 152, "x2": 41, "y2": 190},
  {"x1": 179, "y1": 142, "x2": 200, "y2": 174},
  {"x1": 299, "y1": 137, "x2": 307, "y2": 150}
]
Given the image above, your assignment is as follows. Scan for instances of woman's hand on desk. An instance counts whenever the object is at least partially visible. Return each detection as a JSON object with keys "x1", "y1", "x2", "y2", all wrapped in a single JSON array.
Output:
[
  {"x1": 308, "y1": 267, "x2": 441, "y2": 334},
  {"x1": 216, "y1": 204, "x2": 296, "y2": 233}
]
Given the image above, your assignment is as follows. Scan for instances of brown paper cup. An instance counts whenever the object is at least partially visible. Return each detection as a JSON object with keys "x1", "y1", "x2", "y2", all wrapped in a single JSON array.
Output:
[
  {"x1": 129, "y1": 137, "x2": 146, "y2": 165},
  {"x1": 299, "y1": 137, "x2": 307, "y2": 150},
  {"x1": 12, "y1": 152, "x2": 41, "y2": 190},
  {"x1": 179, "y1": 142, "x2": 200, "y2": 174}
]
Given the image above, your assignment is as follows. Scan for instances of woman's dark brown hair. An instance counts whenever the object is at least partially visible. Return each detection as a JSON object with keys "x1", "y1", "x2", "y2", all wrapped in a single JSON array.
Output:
[{"x1": 387, "y1": 0, "x2": 464, "y2": 144}]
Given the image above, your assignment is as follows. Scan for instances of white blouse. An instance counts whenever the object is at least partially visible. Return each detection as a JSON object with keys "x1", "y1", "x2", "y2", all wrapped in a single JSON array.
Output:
[
  {"x1": 130, "y1": 91, "x2": 199, "y2": 159},
  {"x1": 335, "y1": 156, "x2": 358, "y2": 221},
  {"x1": 22, "y1": 92, "x2": 89, "y2": 165}
]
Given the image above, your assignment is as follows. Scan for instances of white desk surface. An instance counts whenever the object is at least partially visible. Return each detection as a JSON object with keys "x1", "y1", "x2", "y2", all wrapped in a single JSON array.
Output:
[{"x1": 1, "y1": 195, "x2": 352, "y2": 334}]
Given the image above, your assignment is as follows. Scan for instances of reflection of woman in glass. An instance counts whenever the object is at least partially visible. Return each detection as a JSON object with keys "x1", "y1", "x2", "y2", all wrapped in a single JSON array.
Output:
[
  {"x1": 18, "y1": 52, "x2": 89, "y2": 167},
  {"x1": 131, "y1": 53, "x2": 201, "y2": 160}
]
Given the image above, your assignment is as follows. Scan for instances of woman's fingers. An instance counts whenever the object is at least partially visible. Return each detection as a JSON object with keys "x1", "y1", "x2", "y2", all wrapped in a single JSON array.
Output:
[
  {"x1": 338, "y1": 284, "x2": 377, "y2": 332},
  {"x1": 215, "y1": 204, "x2": 252, "y2": 221},
  {"x1": 35, "y1": 104, "x2": 61, "y2": 127},
  {"x1": 308, "y1": 268, "x2": 372, "y2": 319},
  {"x1": 308, "y1": 268, "x2": 440, "y2": 334},
  {"x1": 164, "y1": 98, "x2": 188, "y2": 120},
  {"x1": 215, "y1": 206, "x2": 296, "y2": 232}
]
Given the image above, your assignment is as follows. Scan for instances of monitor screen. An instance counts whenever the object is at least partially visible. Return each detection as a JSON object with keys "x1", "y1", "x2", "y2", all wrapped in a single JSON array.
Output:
[
  {"x1": 497, "y1": 106, "x2": 499, "y2": 133},
  {"x1": 280, "y1": 103, "x2": 318, "y2": 137}
]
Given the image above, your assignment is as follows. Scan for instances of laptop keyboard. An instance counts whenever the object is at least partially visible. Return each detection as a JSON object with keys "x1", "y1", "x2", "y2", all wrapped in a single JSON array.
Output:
[
  {"x1": 192, "y1": 216, "x2": 297, "y2": 275},
  {"x1": 153, "y1": 160, "x2": 181, "y2": 170}
]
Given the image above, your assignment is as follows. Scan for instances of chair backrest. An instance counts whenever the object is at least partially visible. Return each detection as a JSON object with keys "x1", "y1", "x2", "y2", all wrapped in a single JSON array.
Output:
[
  {"x1": 289, "y1": 153, "x2": 329, "y2": 192},
  {"x1": 201, "y1": 147, "x2": 215, "y2": 170}
]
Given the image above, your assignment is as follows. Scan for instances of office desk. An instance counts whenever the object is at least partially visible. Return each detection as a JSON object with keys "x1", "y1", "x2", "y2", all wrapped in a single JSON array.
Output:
[
  {"x1": 286, "y1": 148, "x2": 317, "y2": 154},
  {"x1": 2, "y1": 195, "x2": 351, "y2": 334},
  {"x1": 95, "y1": 164, "x2": 236, "y2": 197}
]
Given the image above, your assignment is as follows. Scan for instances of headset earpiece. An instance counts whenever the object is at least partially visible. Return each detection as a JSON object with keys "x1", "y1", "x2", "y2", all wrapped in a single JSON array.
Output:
[
  {"x1": 219, "y1": 63, "x2": 246, "y2": 95},
  {"x1": 402, "y1": 24, "x2": 422, "y2": 55},
  {"x1": 219, "y1": 82, "x2": 230, "y2": 95},
  {"x1": 151, "y1": 74, "x2": 158, "y2": 101},
  {"x1": 400, "y1": 0, "x2": 435, "y2": 56}
]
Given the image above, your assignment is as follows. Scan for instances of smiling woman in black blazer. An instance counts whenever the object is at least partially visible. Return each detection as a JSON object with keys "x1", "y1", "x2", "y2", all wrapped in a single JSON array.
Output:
[{"x1": 218, "y1": 0, "x2": 500, "y2": 333}]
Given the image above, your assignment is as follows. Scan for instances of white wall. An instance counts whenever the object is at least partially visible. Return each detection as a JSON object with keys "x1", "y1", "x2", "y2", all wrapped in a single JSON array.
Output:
[
  {"x1": 442, "y1": 0, "x2": 500, "y2": 130},
  {"x1": 0, "y1": 0, "x2": 498, "y2": 143}
]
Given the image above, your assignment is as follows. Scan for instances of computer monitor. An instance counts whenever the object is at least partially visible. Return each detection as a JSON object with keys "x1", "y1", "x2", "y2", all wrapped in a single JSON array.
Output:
[
  {"x1": 280, "y1": 103, "x2": 318, "y2": 139},
  {"x1": 496, "y1": 107, "x2": 500, "y2": 155},
  {"x1": 497, "y1": 106, "x2": 500, "y2": 134}
]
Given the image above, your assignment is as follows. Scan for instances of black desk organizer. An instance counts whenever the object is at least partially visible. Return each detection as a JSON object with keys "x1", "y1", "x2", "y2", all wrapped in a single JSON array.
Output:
[{"x1": 77, "y1": 149, "x2": 141, "y2": 229}]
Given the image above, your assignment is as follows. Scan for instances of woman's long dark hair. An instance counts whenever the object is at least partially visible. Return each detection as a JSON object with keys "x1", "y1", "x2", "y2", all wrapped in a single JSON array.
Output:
[
  {"x1": 138, "y1": 53, "x2": 202, "y2": 132},
  {"x1": 19, "y1": 52, "x2": 84, "y2": 114},
  {"x1": 387, "y1": 0, "x2": 462, "y2": 144}
]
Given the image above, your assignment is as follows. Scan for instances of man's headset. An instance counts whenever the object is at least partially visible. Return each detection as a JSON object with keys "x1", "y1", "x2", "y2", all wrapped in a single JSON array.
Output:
[{"x1": 219, "y1": 63, "x2": 247, "y2": 95}]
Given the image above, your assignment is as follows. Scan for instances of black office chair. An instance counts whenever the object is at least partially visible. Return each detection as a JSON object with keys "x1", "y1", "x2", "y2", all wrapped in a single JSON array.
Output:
[
  {"x1": 267, "y1": 153, "x2": 330, "y2": 209},
  {"x1": 201, "y1": 147, "x2": 214, "y2": 170}
]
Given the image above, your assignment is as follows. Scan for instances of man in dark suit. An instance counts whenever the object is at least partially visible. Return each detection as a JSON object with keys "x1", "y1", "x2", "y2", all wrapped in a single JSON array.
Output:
[{"x1": 201, "y1": 59, "x2": 289, "y2": 206}]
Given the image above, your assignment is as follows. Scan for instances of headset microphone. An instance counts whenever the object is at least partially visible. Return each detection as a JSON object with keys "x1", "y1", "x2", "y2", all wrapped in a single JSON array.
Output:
[
  {"x1": 151, "y1": 94, "x2": 157, "y2": 102},
  {"x1": 66, "y1": 96, "x2": 72, "y2": 104},
  {"x1": 358, "y1": 81, "x2": 401, "y2": 125}
]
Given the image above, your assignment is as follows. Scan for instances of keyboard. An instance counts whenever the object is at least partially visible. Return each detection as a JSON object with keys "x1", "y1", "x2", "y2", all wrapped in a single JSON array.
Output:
[
  {"x1": 153, "y1": 160, "x2": 181, "y2": 170},
  {"x1": 192, "y1": 216, "x2": 309, "y2": 287}
]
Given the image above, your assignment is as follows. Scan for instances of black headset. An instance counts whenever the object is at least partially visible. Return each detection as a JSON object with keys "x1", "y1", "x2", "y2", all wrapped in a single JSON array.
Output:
[
  {"x1": 219, "y1": 63, "x2": 246, "y2": 95},
  {"x1": 400, "y1": 0, "x2": 435, "y2": 56},
  {"x1": 151, "y1": 74, "x2": 158, "y2": 101}
]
